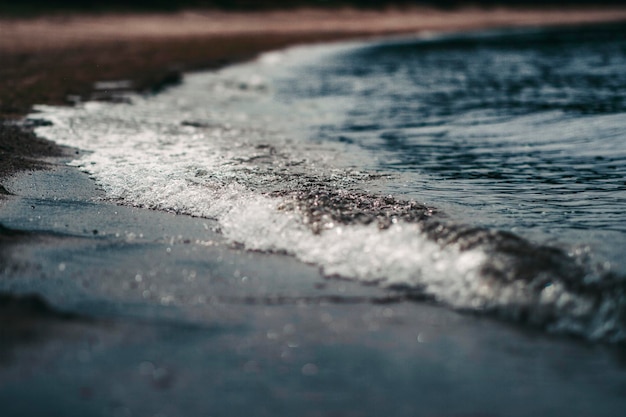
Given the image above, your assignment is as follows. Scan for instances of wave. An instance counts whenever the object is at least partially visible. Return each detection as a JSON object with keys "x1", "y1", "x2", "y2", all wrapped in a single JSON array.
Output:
[{"x1": 29, "y1": 40, "x2": 626, "y2": 343}]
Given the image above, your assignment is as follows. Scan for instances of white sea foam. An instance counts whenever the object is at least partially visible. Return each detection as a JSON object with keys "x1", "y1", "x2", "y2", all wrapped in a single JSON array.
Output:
[
  {"x1": 30, "y1": 40, "x2": 626, "y2": 342},
  {"x1": 29, "y1": 45, "x2": 488, "y2": 303}
]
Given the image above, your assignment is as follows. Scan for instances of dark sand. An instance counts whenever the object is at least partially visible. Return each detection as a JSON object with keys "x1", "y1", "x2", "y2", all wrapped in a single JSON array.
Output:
[{"x1": 3, "y1": 7, "x2": 626, "y2": 417}]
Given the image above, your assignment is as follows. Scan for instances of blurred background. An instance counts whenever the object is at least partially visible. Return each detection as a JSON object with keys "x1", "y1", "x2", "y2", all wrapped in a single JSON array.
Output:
[{"x1": 2, "y1": 1, "x2": 625, "y2": 16}]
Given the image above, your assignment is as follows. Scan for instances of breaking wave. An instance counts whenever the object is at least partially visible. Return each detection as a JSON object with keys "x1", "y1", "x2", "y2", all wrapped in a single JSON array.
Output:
[{"x1": 30, "y1": 29, "x2": 626, "y2": 342}]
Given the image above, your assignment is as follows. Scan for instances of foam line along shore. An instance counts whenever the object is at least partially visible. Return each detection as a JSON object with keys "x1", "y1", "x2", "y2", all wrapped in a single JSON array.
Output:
[
  {"x1": 27, "y1": 26, "x2": 626, "y2": 342},
  {"x1": 3, "y1": 7, "x2": 626, "y2": 417}
]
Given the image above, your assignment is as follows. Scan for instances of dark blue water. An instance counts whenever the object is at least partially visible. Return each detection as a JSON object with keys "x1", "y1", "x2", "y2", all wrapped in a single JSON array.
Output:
[{"x1": 277, "y1": 23, "x2": 626, "y2": 271}]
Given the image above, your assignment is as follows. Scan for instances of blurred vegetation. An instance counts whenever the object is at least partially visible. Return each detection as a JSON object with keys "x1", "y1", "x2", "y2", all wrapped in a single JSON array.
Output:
[{"x1": 1, "y1": 1, "x2": 624, "y2": 16}]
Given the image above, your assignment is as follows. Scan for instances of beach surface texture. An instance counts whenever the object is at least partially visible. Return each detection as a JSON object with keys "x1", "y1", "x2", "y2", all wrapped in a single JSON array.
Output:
[{"x1": 2, "y1": 6, "x2": 626, "y2": 417}]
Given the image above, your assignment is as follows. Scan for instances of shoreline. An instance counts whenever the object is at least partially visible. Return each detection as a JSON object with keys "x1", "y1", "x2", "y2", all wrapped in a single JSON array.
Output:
[
  {"x1": 2, "y1": 158, "x2": 626, "y2": 417},
  {"x1": 3, "y1": 8, "x2": 626, "y2": 415},
  {"x1": 2, "y1": 7, "x2": 626, "y2": 182}
]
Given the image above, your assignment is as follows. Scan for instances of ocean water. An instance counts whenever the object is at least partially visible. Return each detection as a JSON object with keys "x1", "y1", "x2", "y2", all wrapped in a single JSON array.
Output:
[{"x1": 30, "y1": 23, "x2": 626, "y2": 342}]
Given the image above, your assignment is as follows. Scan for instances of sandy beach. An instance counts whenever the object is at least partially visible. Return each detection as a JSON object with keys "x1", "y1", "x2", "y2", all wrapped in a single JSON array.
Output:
[{"x1": 3, "y1": 5, "x2": 626, "y2": 416}]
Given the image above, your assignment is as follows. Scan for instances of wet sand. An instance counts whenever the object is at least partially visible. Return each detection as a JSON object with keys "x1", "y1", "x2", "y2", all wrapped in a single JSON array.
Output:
[
  {"x1": 2, "y1": 160, "x2": 626, "y2": 417},
  {"x1": 3, "y1": 6, "x2": 626, "y2": 416}
]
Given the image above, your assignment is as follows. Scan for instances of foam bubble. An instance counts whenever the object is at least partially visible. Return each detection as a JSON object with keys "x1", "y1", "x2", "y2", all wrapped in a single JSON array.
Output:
[{"x1": 30, "y1": 41, "x2": 626, "y2": 343}]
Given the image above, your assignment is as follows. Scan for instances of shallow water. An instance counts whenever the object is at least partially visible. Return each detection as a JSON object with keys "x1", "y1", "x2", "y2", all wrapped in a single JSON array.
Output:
[
  {"x1": 273, "y1": 24, "x2": 626, "y2": 264},
  {"x1": 29, "y1": 23, "x2": 626, "y2": 342},
  {"x1": 3, "y1": 147, "x2": 626, "y2": 417}
]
